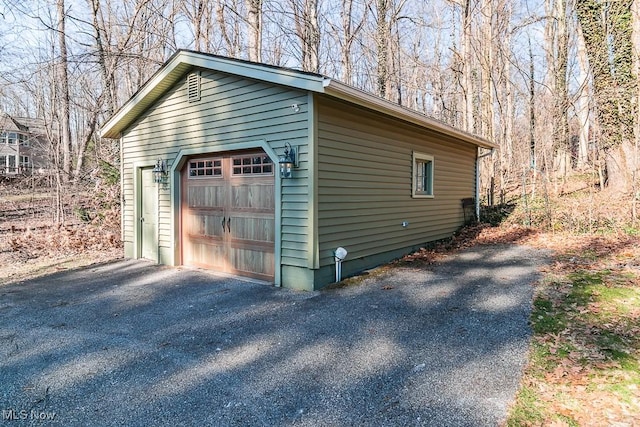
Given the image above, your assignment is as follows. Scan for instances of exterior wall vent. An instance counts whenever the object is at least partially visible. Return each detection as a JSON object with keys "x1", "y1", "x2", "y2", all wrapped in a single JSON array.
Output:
[{"x1": 187, "y1": 71, "x2": 201, "y2": 103}]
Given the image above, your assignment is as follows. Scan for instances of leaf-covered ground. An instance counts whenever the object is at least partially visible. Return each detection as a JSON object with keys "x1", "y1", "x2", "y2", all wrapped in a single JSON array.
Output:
[
  {"x1": 507, "y1": 231, "x2": 640, "y2": 426},
  {"x1": 0, "y1": 188, "x2": 122, "y2": 285}
]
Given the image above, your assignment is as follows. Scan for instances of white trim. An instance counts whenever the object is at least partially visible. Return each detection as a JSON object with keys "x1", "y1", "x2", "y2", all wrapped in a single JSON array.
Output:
[{"x1": 170, "y1": 140, "x2": 282, "y2": 286}]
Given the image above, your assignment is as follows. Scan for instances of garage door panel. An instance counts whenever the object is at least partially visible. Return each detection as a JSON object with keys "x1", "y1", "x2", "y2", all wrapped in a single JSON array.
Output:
[
  {"x1": 184, "y1": 239, "x2": 226, "y2": 270},
  {"x1": 181, "y1": 152, "x2": 275, "y2": 282},
  {"x1": 229, "y1": 248, "x2": 275, "y2": 281},
  {"x1": 185, "y1": 212, "x2": 225, "y2": 238},
  {"x1": 228, "y1": 215, "x2": 275, "y2": 243},
  {"x1": 188, "y1": 185, "x2": 225, "y2": 208},
  {"x1": 230, "y1": 183, "x2": 275, "y2": 210}
]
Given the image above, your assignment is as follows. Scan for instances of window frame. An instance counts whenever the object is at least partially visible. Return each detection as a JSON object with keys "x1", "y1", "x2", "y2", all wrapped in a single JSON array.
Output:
[
  {"x1": 412, "y1": 152, "x2": 435, "y2": 198},
  {"x1": 231, "y1": 154, "x2": 274, "y2": 177},
  {"x1": 187, "y1": 158, "x2": 223, "y2": 179}
]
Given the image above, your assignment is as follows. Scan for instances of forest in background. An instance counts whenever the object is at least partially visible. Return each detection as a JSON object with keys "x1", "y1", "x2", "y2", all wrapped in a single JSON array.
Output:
[{"x1": 0, "y1": 0, "x2": 639, "y2": 231}]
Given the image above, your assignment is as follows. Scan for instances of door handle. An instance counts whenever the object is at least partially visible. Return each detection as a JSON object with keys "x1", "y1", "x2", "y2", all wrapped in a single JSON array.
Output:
[
  {"x1": 140, "y1": 217, "x2": 144, "y2": 222},
  {"x1": 221, "y1": 216, "x2": 225, "y2": 232},
  {"x1": 227, "y1": 217, "x2": 231, "y2": 233}
]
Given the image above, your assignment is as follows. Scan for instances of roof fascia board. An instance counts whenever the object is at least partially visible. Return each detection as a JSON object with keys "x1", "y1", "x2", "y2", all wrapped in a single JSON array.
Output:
[
  {"x1": 179, "y1": 51, "x2": 326, "y2": 93},
  {"x1": 100, "y1": 51, "x2": 327, "y2": 139},
  {"x1": 324, "y1": 81, "x2": 497, "y2": 149}
]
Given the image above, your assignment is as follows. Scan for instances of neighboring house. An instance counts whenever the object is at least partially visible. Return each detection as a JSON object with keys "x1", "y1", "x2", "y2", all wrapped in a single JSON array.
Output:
[
  {"x1": 100, "y1": 50, "x2": 496, "y2": 290},
  {"x1": 0, "y1": 113, "x2": 49, "y2": 177}
]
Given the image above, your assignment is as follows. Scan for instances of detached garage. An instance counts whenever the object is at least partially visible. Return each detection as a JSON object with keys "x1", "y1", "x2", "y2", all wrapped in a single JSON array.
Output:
[{"x1": 101, "y1": 50, "x2": 496, "y2": 291}]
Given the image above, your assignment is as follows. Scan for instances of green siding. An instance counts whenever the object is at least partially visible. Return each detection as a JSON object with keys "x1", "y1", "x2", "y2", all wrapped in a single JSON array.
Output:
[
  {"x1": 120, "y1": 68, "x2": 310, "y2": 277},
  {"x1": 316, "y1": 96, "x2": 477, "y2": 272}
]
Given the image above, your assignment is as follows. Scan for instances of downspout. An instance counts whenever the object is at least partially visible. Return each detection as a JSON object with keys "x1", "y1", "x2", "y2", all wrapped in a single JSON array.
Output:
[
  {"x1": 476, "y1": 148, "x2": 494, "y2": 221},
  {"x1": 120, "y1": 136, "x2": 124, "y2": 242}
]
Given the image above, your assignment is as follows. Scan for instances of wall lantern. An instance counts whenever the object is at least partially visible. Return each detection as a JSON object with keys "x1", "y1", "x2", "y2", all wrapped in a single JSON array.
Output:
[
  {"x1": 152, "y1": 158, "x2": 168, "y2": 185},
  {"x1": 279, "y1": 143, "x2": 297, "y2": 179}
]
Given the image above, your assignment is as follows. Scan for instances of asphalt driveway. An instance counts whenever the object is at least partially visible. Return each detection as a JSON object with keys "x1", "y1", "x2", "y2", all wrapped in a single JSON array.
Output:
[{"x1": 1, "y1": 244, "x2": 548, "y2": 426}]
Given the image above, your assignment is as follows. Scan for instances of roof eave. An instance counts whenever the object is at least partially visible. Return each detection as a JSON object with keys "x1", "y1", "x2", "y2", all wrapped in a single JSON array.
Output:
[{"x1": 323, "y1": 80, "x2": 497, "y2": 150}]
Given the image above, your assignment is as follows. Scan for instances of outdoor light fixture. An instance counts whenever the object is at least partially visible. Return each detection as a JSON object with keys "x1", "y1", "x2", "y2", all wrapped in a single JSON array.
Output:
[
  {"x1": 152, "y1": 158, "x2": 168, "y2": 185},
  {"x1": 279, "y1": 143, "x2": 297, "y2": 179}
]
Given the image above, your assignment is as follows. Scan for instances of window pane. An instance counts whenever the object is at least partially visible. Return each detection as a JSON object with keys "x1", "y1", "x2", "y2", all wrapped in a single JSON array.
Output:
[
  {"x1": 425, "y1": 161, "x2": 433, "y2": 194},
  {"x1": 413, "y1": 154, "x2": 434, "y2": 197}
]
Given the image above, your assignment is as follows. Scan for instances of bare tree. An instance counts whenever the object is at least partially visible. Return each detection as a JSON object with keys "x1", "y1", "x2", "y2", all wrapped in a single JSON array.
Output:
[
  {"x1": 246, "y1": 0, "x2": 263, "y2": 62},
  {"x1": 55, "y1": 0, "x2": 72, "y2": 183},
  {"x1": 288, "y1": 0, "x2": 320, "y2": 72}
]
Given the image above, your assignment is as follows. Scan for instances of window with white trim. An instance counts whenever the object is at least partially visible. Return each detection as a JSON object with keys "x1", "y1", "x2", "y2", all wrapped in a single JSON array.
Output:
[{"x1": 412, "y1": 152, "x2": 434, "y2": 198}]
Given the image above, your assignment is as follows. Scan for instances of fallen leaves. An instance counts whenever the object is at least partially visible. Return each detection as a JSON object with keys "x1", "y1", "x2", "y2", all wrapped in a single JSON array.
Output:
[{"x1": 509, "y1": 230, "x2": 640, "y2": 426}]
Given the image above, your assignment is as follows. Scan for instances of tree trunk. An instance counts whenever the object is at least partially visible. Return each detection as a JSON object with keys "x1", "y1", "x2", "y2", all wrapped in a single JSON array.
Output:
[
  {"x1": 340, "y1": 0, "x2": 365, "y2": 85},
  {"x1": 575, "y1": 21, "x2": 591, "y2": 169},
  {"x1": 462, "y1": 0, "x2": 475, "y2": 133},
  {"x1": 553, "y1": 0, "x2": 569, "y2": 180},
  {"x1": 245, "y1": 0, "x2": 262, "y2": 62},
  {"x1": 56, "y1": 0, "x2": 72, "y2": 183},
  {"x1": 290, "y1": 0, "x2": 320, "y2": 72},
  {"x1": 576, "y1": 0, "x2": 637, "y2": 193},
  {"x1": 376, "y1": 0, "x2": 390, "y2": 99}
]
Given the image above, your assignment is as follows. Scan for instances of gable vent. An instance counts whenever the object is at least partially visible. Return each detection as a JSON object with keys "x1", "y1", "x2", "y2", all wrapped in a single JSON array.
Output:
[{"x1": 187, "y1": 71, "x2": 201, "y2": 102}]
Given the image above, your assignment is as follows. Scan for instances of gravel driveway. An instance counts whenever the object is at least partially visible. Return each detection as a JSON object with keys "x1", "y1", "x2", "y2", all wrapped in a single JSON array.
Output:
[{"x1": 0, "y1": 244, "x2": 548, "y2": 426}]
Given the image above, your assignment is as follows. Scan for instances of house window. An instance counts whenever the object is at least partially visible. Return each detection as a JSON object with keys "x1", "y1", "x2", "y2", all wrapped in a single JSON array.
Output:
[
  {"x1": 187, "y1": 71, "x2": 201, "y2": 103},
  {"x1": 188, "y1": 158, "x2": 222, "y2": 178},
  {"x1": 412, "y1": 152, "x2": 434, "y2": 198},
  {"x1": 7, "y1": 133, "x2": 16, "y2": 144},
  {"x1": 7, "y1": 155, "x2": 16, "y2": 173},
  {"x1": 232, "y1": 155, "x2": 273, "y2": 176},
  {"x1": 20, "y1": 155, "x2": 30, "y2": 166}
]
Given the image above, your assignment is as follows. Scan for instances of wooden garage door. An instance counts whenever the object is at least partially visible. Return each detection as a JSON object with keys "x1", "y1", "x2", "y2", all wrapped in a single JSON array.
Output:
[{"x1": 181, "y1": 152, "x2": 275, "y2": 282}]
